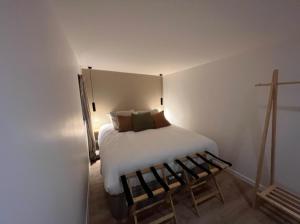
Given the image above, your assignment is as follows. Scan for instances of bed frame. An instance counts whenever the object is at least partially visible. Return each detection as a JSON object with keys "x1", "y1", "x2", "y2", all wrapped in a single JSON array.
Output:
[{"x1": 120, "y1": 151, "x2": 231, "y2": 223}]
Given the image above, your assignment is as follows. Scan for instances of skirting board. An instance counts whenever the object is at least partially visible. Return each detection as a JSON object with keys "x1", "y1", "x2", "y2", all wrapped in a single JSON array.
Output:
[
  {"x1": 227, "y1": 168, "x2": 265, "y2": 191},
  {"x1": 86, "y1": 168, "x2": 90, "y2": 224}
]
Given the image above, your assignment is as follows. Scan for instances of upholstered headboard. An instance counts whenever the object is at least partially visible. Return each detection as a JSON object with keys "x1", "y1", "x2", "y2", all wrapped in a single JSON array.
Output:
[{"x1": 82, "y1": 69, "x2": 162, "y2": 130}]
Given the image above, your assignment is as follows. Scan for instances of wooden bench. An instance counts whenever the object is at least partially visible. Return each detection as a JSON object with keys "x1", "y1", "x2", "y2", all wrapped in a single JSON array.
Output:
[
  {"x1": 120, "y1": 151, "x2": 231, "y2": 223},
  {"x1": 175, "y1": 151, "x2": 232, "y2": 216}
]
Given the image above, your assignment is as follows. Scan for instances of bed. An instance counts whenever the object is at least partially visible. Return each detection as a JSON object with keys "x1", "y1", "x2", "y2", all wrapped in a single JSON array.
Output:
[{"x1": 99, "y1": 124, "x2": 218, "y2": 196}]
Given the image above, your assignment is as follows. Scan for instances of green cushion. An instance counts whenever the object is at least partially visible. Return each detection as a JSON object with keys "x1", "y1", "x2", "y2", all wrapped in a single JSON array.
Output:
[{"x1": 132, "y1": 112, "x2": 155, "y2": 132}]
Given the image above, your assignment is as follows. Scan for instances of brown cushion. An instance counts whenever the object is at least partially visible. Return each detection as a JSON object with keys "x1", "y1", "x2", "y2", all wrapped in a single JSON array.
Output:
[
  {"x1": 152, "y1": 111, "x2": 170, "y2": 128},
  {"x1": 117, "y1": 115, "x2": 133, "y2": 132},
  {"x1": 110, "y1": 110, "x2": 134, "y2": 130},
  {"x1": 132, "y1": 112, "x2": 155, "y2": 132}
]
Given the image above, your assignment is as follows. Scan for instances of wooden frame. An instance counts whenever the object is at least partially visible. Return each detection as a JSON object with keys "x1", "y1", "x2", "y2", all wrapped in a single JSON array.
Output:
[
  {"x1": 120, "y1": 151, "x2": 232, "y2": 222},
  {"x1": 176, "y1": 152, "x2": 231, "y2": 216},
  {"x1": 121, "y1": 164, "x2": 180, "y2": 224},
  {"x1": 254, "y1": 69, "x2": 300, "y2": 222}
]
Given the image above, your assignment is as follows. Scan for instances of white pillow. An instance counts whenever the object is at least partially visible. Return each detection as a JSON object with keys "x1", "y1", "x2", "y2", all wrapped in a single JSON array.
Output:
[{"x1": 110, "y1": 110, "x2": 134, "y2": 130}]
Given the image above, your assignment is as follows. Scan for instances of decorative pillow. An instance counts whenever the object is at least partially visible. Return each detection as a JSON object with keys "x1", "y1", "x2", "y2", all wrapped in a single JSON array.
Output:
[
  {"x1": 152, "y1": 111, "x2": 170, "y2": 128},
  {"x1": 110, "y1": 110, "x2": 134, "y2": 130},
  {"x1": 117, "y1": 116, "x2": 132, "y2": 132},
  {"x1": 132, "y1": 112, "x2": 155, "y2": 132}
]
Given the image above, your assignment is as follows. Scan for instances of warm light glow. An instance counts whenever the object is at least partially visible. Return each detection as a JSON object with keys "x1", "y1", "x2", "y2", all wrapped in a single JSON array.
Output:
[
  {"x1": 91, "y1": 113, "x2": 113, "y2": 131},
  {"x1": 92, "y1": 117, "x2": 101, "y2": 131},
  {"x1": 164, "y1": 107, "x2": 175, "y2": 124}
]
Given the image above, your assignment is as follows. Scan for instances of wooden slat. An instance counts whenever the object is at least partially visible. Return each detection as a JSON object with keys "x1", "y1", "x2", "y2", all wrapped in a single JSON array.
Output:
[
  {"x1": 163, "y1": 163, "x2": 186, "y2": 186},
  {"x1": 186, "y1": 156, "x2": 211, "y2": 174},
  {"x1": 270, "y1": 70, "x2": 278, "y2": 185},
  {"x1": 195, "y1": 191, "x2": 219, "y2": 205},
  {"x1": 255, "y1": 81, "x2": 300, "y2": 86},
  {"x1": 204, "y1": 151, "x2": 232, "y2": 167},
  {"x1": 270, "y1": 192, "x2": 300, "y2": 210},
  {"x1": 275, "y1": 187, "x2": 300, "y2": 201},
  {"x1": 150, "y1": 167, "x2": 169, "y2": 192},
  {"x1": 175, "y1": 159, "x2": 199, "y2": 179},
  {"x1": 257, "y1": 186, "x2": 300, "y2": 221},
  {"x1": 273, "y1": 188, "x2": 300, "y2": 204},
  {"x1": 190, "y1": 181, "x2": 206, "y2": 189},
  {"x1": 210, "y1": 159, "x2": 229, "y2": 170},
  {"x1": 133, "y1": 181, "x2": 181, "y2": 203},
  {"x1": 258, "y1": 193, "x2": 300, "y2": 221},
  {"x1": 180, "y1": 153, "x2": 225, "y2": 174},
  {"x1": 261, "y1": 201, "x2": 300, "y2": 224},
  {"x1": 198, "y1": 167, "x2": 219, "y2": 178},
  {"x1": 126, "y1": 163, "x2": 165, "y2": 178},
  {"x1": 136, "y1": 171, "x2": 154, "y2": 199},
  {"x1": 254, "y1": 74, "x2": 274, "y2": 206},
  {"x1": 266, "y1": 194, "x2": 300, "y2": 214},
  {"x1": 120, "y1": 175, "x2": 134, "y2": 206},
  {"x1": 134, "y1": 199, "x2": 166, "y2": 214},
  {"x1": 148, "y1": 212, "x2": 174, "y2": 224},
  {"x1": 259, "y1": 185, "x2": 277, "y2": 197},
  {"x1": 196, "y1": 153, "x2": 223, "y2": 170}
]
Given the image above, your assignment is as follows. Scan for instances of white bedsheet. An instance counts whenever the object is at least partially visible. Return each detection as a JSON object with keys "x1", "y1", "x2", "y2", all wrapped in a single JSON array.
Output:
[{"x1": 99, "y1": 124, "x2": 218, "y2": 195}]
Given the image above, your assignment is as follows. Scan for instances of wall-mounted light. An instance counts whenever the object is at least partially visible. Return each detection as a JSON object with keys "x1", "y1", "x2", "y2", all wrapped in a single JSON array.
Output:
[
  {"x1": 88, "y1": 66, "x2": 96, "y2": 112},
  {"x1": 160, "y1": 74, "x2": 163, "y2": 106}
]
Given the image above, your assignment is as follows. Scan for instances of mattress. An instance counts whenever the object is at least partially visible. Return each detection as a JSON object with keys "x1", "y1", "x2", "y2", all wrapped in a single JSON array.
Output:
[{"x1": 99, "y1": 124, "x2": 218, "y2": 195}]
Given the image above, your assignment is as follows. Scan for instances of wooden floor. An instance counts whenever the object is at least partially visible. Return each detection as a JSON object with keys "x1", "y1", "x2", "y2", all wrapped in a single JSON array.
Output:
[{"x1": 88, "y1": 160, "x2": 297, "y2": 224}]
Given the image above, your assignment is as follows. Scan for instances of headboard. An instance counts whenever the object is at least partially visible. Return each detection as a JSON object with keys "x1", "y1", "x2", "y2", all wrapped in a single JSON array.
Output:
[{"x1": 82, "y1": 69, "x2": 162, "y2": 130}]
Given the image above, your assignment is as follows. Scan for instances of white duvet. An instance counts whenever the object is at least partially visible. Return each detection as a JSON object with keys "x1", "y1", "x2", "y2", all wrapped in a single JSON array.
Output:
[{"x1": 99, "y1": 124, "x2": 218, "y2": 195}]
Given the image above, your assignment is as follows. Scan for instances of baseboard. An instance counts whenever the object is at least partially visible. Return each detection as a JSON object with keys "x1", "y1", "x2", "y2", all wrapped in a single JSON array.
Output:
[
  {"x1": 227, "y1": 168, "x2": 265, "y2": 191},
  {"x1": 86, "y1": 166, "x2": 90, "y2": 224}
]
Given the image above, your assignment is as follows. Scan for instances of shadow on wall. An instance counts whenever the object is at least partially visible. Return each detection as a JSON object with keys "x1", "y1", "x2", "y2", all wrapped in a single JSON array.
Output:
[{"x1": 163, "y1": 37, "x2": 300, "y2": 195}]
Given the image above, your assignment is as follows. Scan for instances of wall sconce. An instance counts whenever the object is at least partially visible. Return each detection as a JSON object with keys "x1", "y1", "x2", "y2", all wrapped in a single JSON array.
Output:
[
  {"x1": 160, "y1": 74, "x2": 163, "y2": 106},
  {"x1": 88, "y1": 66, "x2": 96, "y2": 112}
]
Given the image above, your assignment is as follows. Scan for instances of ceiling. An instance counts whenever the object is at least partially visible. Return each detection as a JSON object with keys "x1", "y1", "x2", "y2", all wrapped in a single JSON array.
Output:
[{"x1": 51, "y1": 0, "x2": 300, "y2": 75}]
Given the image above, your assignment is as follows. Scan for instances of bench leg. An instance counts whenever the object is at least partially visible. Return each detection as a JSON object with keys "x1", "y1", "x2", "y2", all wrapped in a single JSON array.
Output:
[
  {"x1": 211, "y1": 175, "x2": 224, "y2": 203},
  {"x1": 130, "y1": 204, "x2": 138, "y2": 224},
  {"x1": 168, "y1": 193, "x2": 177, "y2": 224},
  {"x1": 190, "y1": 187, "x2": 201, "y2": 216}
]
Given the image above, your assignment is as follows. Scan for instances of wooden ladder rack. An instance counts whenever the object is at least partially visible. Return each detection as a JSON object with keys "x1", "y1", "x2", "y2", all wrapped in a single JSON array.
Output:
[{"x1": 254, "y1": 69, "x2": 300, "y2": 222}]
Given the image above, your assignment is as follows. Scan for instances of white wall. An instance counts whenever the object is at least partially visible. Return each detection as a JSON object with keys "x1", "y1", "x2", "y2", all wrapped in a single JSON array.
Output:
[
  {"x1": 82, "y1": 69, "x2": 162, "y2": 130},
  {"x1": 0, "y1": 1, "x2": 89, "y2": 224},
  {"x1": 164, "y1": 38, "x2": 300, "y2": 195}
]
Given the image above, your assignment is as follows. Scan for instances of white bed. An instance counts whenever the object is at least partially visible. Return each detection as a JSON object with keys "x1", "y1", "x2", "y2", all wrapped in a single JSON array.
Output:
[{"x1": 99, "y1": 124, "x2": 218, "y2": 195}]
